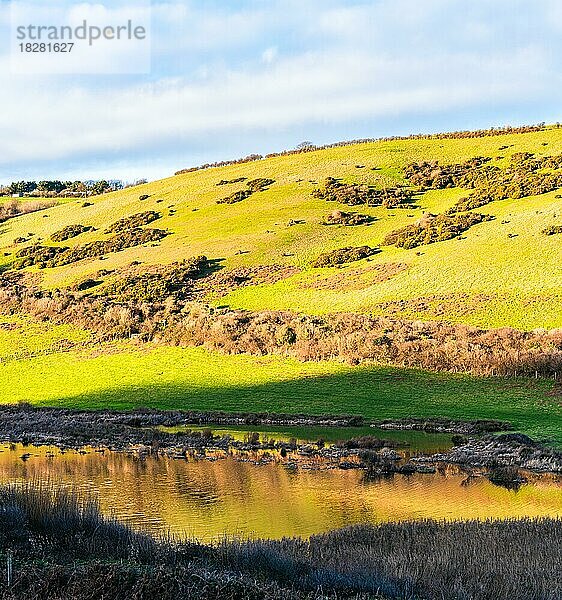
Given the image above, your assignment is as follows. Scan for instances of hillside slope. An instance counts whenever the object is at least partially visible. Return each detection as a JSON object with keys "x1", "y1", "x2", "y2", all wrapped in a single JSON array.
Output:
[
  {"x1": 1, "y1": 126, "x2": 561, "y2": 330},
  {"x1": 1, "y1": 126, "x2": 561, "y2": 444}
]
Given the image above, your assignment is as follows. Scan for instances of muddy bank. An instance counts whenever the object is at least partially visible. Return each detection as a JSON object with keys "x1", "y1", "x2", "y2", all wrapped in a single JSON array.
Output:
[
  {"x1": 374, "y1": 417, "x2": 512, "y2": 435},
  {"x1": 416, "y1": 433, "x2": 562, "y2": 474},
  {"x1": 0, "y1": 406, "x2": 559, "y2": 476}
]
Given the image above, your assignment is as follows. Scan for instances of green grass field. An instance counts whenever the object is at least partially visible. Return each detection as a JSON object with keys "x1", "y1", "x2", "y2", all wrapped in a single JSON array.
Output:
[
  {"x1": 1, "y1": 127, "x2": 561, "y2": 443},
  {"x1": 0, "y1": 336, "x2": 559, "y2": 445}
]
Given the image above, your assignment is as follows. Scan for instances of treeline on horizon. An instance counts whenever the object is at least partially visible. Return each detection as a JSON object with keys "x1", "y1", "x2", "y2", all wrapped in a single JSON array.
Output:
[
  {"x1": 174, "y1": 123, "x2": 552, "y2": 176},
  {"x1": 0, "y1": 178, "x2": 147, "y2": 198},
  {"x1": 2, "y1": 123, "x2": 554, "y2": 194}
]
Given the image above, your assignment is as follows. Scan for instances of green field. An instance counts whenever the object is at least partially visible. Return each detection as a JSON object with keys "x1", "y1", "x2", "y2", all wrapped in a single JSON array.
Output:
[
  {"x1": 1, "y1": 127, "x2": 561, "y2": 444},
  {"x1": 0, "y1": 336, "x2": 559, "y2": 445}
]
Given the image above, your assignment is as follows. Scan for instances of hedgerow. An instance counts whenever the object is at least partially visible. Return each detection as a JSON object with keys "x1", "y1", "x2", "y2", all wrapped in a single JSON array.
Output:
[{"x1": 174, "y1": 124, "x2": 547, "y2": 176}]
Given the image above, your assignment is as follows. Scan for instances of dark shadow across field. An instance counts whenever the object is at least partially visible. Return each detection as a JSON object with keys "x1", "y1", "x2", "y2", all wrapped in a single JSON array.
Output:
[{"x1": 43, "y1": 367, "x2": 561, "y2": 446}]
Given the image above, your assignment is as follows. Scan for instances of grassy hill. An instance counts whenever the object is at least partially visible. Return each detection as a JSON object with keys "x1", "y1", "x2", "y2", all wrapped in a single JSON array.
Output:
[
  {"x1": 1, "y1": 125, "x2": 561, "y2": 443},
  {"x1": 3, "y1": 126, "x2": 562, "y2": 328}
]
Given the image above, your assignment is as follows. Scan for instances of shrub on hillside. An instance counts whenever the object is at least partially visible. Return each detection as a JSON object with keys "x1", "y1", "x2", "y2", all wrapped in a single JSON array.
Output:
[
  {"x1": 313, "y1": 177, "x2": 415, "y2": 208},
  {"x1": 217, "y1": 190, "x2": 253, "y2": 204},
  {"x1": 14, "y1": 228, "x2": 169, "y2": 269},
  {"x1": 407, "y1": 152, "x2": 562, "y2": 215},
  {"x1": 104, "y1": 211, "x2": 161, "y2": 234},
  {"x1": 217, "y1": 179, "x2": 275, "y2": 204},
  {"x1": 217, "y1": 177, "x2": 247, "y2": 185},
  {"x1": 13, "y1": 244, "x2": 69, "y2": 268},
  {"x1": 51, "y1": 224, "x2": 92, "y2": 242},
  {"x1": 542, "y1": 225, "x2": 562, "y2": 236},
  {"x1": 312, "y1": 246, "x2": 379, "y2": 268},
  {"x1": 405, "y1": 157, "x2": 491, "y2": 189},
  {"x1": 323, "y1": 210, "x2": 372, "y2": 226},
  {"x1": 446, "y1": 195, "x2": 493, "y2": 214},
  {"x1": 246, "y1": 178, "x2": 275, "y2": 192},
  {"x1": 72, "y1": 278, "x2": 102, "y2": 292},
  {"x1": 382, "y1": 213, "x2": 493, "y2": 249},
  {"x1": 104, "y1": 256, "x2": 210, "y2": 302}
]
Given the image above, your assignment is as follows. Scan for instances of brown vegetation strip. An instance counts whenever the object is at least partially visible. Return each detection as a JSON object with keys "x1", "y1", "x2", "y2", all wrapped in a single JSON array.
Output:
[{"x1": 2, "y1": 270, "x2": 562, "y2": 377}]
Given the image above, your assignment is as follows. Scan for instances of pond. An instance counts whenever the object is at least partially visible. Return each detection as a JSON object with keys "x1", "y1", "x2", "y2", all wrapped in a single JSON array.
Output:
[
  {"x1": 0, "y1": 441, "x2": 560, "y2": 542},
  {"x1": 158, "y1": 424, "x2": 455, "y2": 455}
]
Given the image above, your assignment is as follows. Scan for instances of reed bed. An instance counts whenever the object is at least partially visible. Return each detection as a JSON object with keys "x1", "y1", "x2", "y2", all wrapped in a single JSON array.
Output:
[{"x1": 0, "y1": 483, "x2": 559, "y2": 599}]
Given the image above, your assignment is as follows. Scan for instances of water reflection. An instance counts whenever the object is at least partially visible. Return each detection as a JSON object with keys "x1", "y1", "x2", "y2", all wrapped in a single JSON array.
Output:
[
  {"x1": 160, "y1": 424, "x2": 455, "y2": 455},
  {"x1": 0, "y1": 444, "x2": 560, "y2": 541}
]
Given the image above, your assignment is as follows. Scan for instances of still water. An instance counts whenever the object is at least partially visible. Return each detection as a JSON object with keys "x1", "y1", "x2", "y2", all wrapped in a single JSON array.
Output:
[
  {"x1": 1, "y1": 438, "x2": 560, "y2": 541},
  {"x1": 159, "y1": 424, "x2": 455, "y2": 455}
]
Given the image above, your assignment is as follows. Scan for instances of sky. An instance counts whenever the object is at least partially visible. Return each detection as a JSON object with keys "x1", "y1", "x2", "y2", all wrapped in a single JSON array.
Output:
[{"x1": 0, "y1": 0, "x2": 561, "y2": 184}]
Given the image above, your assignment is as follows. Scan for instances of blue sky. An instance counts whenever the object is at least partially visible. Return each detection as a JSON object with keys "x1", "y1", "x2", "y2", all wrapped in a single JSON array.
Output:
[{"x1": 1, "y1": 0, "x2": 561, "y2": 183}]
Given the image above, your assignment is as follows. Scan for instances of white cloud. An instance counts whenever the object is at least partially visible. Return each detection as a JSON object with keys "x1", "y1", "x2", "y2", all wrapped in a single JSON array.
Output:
[
  {"x1": 0, "y1": 0, "x2": 560, "y2": 180},
  {"x1": 261, "y1": 46, "x2": 278, "y2": 64}
]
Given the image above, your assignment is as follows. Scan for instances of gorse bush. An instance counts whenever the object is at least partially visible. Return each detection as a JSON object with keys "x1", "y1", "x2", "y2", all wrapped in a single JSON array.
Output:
[
  {"x1": 216, "y1": 189, "x2": 253, "y2": 204},
  {"x1": 14, "y1": 228, "x2": 169, "y2": 269},
  {"x1": 312, "y1": 246, "x2": 379, "y2": 267},
  {"x1": 246, "y1": 178, "x2": 275, "y2": 192},
  {"x1": 14, "y1": 210, "x2": 168, "y2": 269},
  {"x1": 217, "y1": 178, "x2": 275, "y2": 204},
  {"x1": 50, "y1": 224, "x2": 92, "y2": 242},
  {"x1": 313, "y1": 177, "x2": 415, "y2": 208},
  {"x1": 542, "y1": 225, "x2": 562, "y2": 235},
  {"x1": 217, "y1": 177, "x2": 247, "y2": 185},
  {"x1": 104, "y1": 211, "x2": 161, "y2": 234},
  {"x1": 103, "y1": 256, "x2": 210, "y2": 302},
  {"x1": 404, "y1": 157, "x2": 492, "y2": 189},
  {"x1": 446, "y1": 194, "x2": 493, "y2": 213},
  {"x1": 382, "y1": 213, "x2": 493, "y2": 249},
  {"x1": 407, "y1": 152, "x2": 562, "y2": 215},
  {"x1": 13, "y1": 244, "x2": 69, "y2": 268}
]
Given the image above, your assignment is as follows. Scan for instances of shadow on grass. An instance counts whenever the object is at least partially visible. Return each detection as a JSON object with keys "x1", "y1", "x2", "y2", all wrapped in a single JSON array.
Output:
[{"x1": 42, "y1": 367, "x2": 561, "y2": 444}]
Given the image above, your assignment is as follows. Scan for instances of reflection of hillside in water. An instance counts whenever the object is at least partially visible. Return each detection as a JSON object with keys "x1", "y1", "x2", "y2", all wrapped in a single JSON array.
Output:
[{"x1": 0, "y1": 444, "x2": 560, "y2": 542}]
